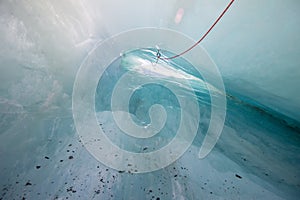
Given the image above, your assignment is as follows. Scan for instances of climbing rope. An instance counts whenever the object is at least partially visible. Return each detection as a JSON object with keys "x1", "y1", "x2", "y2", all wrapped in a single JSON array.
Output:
[{"x1": 159, "y1": 0, "x2": 235, "y2": 60}]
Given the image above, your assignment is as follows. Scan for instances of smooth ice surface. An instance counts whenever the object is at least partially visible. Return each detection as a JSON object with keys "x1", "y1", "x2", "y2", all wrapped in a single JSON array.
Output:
[
  {"x1": 0, "y1": 0, "x2": 300, "y2": 199},
  {"x1": 1, "y1": 81, "x2": 299, "y2": 199}
]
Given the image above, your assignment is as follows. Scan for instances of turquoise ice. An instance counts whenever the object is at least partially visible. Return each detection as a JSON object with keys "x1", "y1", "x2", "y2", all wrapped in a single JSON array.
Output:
[{"x1": 0, "y1": 0, "x2": 300, "y2": 199}]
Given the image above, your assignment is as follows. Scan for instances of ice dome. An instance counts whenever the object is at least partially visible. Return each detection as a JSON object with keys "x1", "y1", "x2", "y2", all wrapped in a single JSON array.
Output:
[{"x1": 0, "y1": 0, "x2": 299, "y2": 199}]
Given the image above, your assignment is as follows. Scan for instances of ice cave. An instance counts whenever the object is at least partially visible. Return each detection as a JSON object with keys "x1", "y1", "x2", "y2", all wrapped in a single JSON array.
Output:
[{"x1": 0, "y1": 0, "x2": 299, "y2": 199}]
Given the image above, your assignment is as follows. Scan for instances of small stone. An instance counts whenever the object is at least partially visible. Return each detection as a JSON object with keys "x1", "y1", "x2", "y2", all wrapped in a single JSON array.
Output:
[
  {"x1": 235, "y1": 174, "x2": 242, "y2": 179},
  {"x1": 95, "y1": 190, "x2": 100, "y2": 194},
  {"x1": 25, "y1": 181, "x2": 32, "y2": 186}
]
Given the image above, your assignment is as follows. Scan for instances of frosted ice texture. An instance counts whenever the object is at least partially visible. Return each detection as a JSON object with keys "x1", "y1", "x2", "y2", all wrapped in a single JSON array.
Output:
[{"x1": 0, "y1": 0, "x2": 299, "y2": 199}]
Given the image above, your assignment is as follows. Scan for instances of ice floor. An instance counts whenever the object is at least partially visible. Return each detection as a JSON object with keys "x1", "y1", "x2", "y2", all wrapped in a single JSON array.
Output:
[{"x1": 0, "y1": 86, "x2": 299, "y2": 200}]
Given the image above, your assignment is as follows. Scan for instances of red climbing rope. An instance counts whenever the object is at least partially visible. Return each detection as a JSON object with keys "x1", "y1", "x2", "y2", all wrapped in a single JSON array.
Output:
[{"x1": 160, "y1": 0, "x2": 235, "y2": 60}]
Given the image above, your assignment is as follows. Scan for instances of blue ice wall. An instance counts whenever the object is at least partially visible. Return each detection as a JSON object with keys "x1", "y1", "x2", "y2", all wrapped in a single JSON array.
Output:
[
  {"x1": 0, "y1": 0, "x2": 299, "y2": 122},
  {"x1": 0, "y1": 0, "x2": 299, "y2": 199}
]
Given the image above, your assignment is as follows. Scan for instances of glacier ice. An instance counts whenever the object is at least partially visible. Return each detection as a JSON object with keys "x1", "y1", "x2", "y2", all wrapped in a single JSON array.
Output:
[{"x1": 0, "y1": 0, "x2": 300, "y2": 199}]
